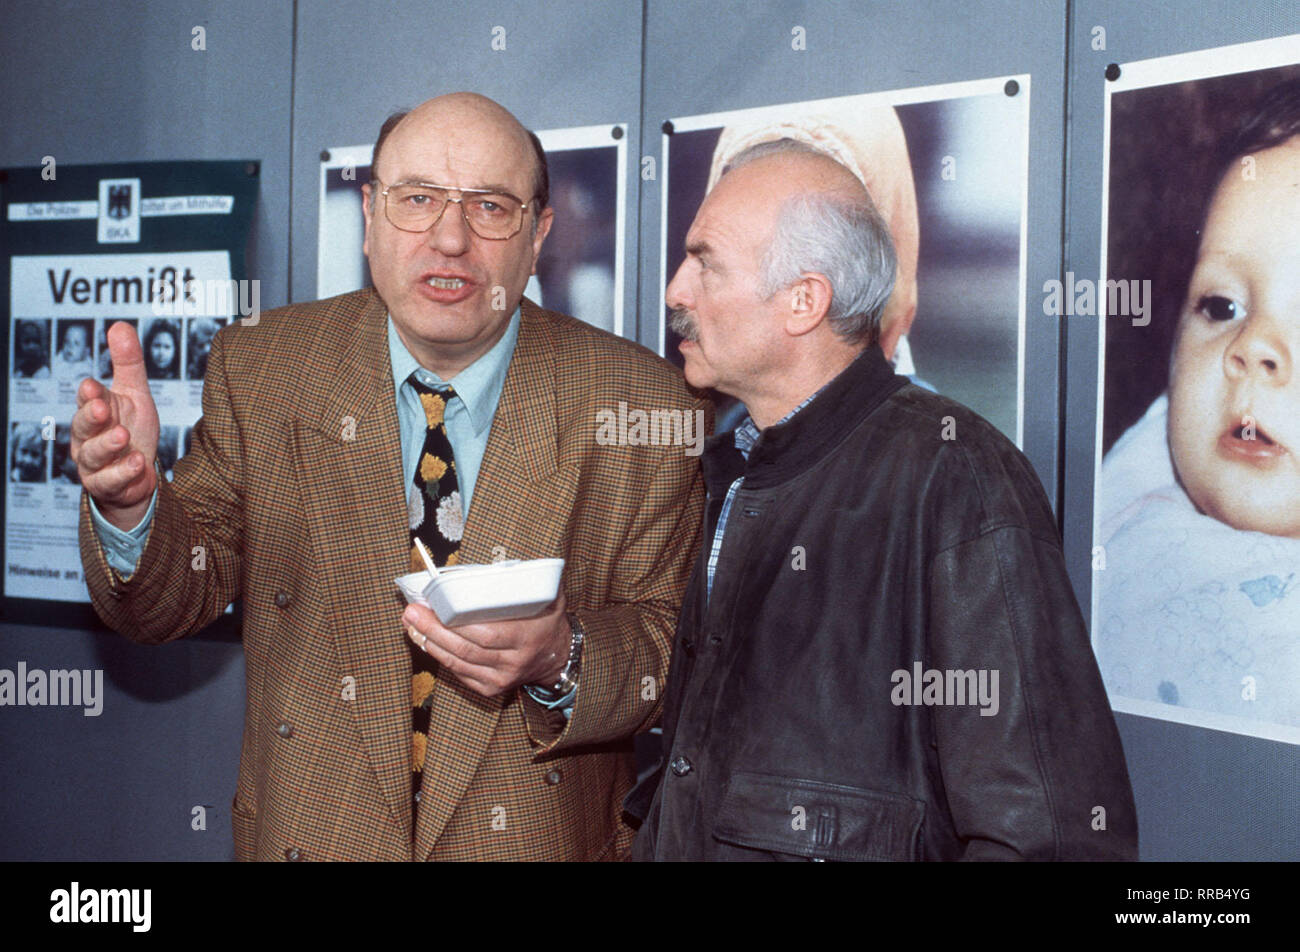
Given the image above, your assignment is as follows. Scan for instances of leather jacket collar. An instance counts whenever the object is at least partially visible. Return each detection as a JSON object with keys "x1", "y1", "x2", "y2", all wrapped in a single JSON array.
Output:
[{"x1": 702, "y1": 344, "x2": 907, "y2": 493}]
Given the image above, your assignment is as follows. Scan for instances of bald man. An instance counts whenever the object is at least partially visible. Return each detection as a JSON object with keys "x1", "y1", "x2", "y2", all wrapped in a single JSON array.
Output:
[
  {"x1": 706, "y1": 106, "x2": 920, "y2": 369},
  {"x1": 626, "y1": 141, "x2": 1137, "y2": 861},
  {"x1": 74, "y1": 93, "x2": 708, "y2": 861}
]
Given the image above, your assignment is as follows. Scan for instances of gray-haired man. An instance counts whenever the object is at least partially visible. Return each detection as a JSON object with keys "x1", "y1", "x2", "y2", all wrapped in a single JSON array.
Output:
[{"x1": 626, "y1": 141, "x2": 1138, "y2": 861}]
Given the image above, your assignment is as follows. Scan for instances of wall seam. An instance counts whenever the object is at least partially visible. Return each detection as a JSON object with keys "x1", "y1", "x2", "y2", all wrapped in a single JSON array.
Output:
[
  {"x1": 286, "y1": 0, "x2": 300, "y2": 304},
  {"x1": 1056, "y1": 0, "x2": 1075, "y2": 537}
]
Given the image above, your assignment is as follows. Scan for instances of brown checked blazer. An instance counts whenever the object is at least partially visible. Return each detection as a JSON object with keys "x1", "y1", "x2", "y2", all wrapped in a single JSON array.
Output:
[{"x1": 79, "y1": 288, "x2": 709, "y2": 861}]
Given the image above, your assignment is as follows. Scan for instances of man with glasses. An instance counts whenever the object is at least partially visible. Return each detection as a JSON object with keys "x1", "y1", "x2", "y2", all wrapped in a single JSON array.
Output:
[{"x1": 72, "y1": 92, "x2": 707, "y2": 861}]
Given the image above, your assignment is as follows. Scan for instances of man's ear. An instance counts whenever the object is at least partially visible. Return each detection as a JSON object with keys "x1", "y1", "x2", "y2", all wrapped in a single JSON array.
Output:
[
  {"x1": 360, "y1": 182, "x2": 374, "y2": 259},
  {"x1": 785, "y1": 272, "x2": 834, "y2": 337},
  {"x1": 530, "y1": 206, "x2": 555, "y2": 273}
]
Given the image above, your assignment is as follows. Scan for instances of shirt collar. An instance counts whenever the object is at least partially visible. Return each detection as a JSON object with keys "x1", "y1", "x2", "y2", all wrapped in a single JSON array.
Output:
[
  {"x1": 733, "y1": 372, "x2": 836, "y2": 459},
  {"x1": 387, "y1": 307, "x2": 520, "y2": 435}
]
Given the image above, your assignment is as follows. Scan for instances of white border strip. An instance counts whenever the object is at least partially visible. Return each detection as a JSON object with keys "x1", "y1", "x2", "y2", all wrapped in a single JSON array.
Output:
[
  {"x1": 8, "y1": 196, "x2": 233, "y2": 222},
  {"x1": 1108, "y1": 33, "x2": 1300, "y2": 93},
  {"x1": 536, "y1": 123, "x2": 627, "y2": 338},
  {"x1": 317, "y1": 144, "x2": 372, "y2": 299}
]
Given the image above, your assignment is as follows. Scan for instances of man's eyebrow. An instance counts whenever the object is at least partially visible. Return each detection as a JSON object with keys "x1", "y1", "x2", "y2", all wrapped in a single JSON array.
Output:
[
  {"x1": 392, "y1": 178, "x2": 520, "y2": 195},
  {"x1": 684, "y1": 239, "x2": 712, "y2": 258}
]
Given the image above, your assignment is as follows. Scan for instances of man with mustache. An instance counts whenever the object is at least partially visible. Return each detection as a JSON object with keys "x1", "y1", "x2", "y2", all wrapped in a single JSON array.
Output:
[
  {"x1": 627, "y1": 140, "x2": 1137, "y2": 861},
  {"x1": 72, "y1": 92, "x2": 707, "y2": 861}
]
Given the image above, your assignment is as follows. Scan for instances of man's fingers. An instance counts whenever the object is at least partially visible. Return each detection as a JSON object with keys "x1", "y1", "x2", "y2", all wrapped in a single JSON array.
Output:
[
  {"x1": 403, "y1": 604, "x2": 511, "y2": 651},
  {"x1": 81, "y1": 449, "x2": 149, "y2": 500},
  {"x1": 407, "y1": 611, "x2": 508, "y2": 666},
  {"x1": 69, "y1": 397, "x2": 113, "y2": 444},
  {"x1": 106, "y1": 321, "x2": 148, "y2": 391},
  {"x1": 74, "y1": 424, "x2": 133, "y2": 472},
  {"x1": 75, "y1": 376, "x2": 107, "y2": 409},
  {"x1": 405, "y1": 626, "x2": 507, "y2": 697}
]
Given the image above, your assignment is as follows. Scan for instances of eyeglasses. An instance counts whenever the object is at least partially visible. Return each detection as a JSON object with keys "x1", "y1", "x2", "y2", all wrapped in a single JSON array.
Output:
[{"x1": 371, "y1": 179, "x2": 533, "y2": 240}]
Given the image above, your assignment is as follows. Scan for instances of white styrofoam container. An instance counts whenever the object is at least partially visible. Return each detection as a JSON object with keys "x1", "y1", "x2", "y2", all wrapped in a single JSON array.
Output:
[{"x1": 395, "y1": 558, "x2": 564, "y2": 627}]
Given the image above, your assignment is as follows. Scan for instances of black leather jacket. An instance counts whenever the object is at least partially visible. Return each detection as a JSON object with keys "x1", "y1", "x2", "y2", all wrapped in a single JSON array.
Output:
[{"x1": 627, "y1": 347, "x2": 1138, "y2": 860}]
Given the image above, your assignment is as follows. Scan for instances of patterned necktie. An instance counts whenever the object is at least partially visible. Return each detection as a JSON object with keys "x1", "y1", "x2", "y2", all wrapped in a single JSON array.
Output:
[{"x1": 406, "y1": 378, "x2": 465, "y2": 818}]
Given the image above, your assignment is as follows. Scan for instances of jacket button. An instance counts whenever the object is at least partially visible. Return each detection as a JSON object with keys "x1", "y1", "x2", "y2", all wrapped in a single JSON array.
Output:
[
  {"x1": 275, "y1": 722, "x2": 293, "y2": 739},
  {"x1": 545, "y1": 768, "x2": 563, "y2": 785},
  {"x1": 414, "y1": 790, "x2": 422, "y2": 804},
  {"x1": 274, "y1": 590, "x2": 291, "y2": 609},
  {"x1": 284, "y1": 847, "x2": 303, "y2": 861},
  {"x1": 670, "y1": 755, "x2": 692, "y2": 777}
]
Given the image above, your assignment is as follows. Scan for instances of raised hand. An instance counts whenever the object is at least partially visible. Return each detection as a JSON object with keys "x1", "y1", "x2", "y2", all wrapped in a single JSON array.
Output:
[{"x1": 70, "y1": 321, "x2": 161, "y2": 530}]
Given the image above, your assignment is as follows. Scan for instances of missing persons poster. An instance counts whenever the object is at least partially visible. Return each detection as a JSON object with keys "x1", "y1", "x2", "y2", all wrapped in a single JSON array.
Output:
[
  {"x1": 1092, "y1": 34, "x2": 1300, "y2": 744},
  {"x1": 317, "y1": 122, "x2": 628, "y2": 335},
  {"x1": 1, "y1": 160, "x2": 258, "y2": 611}
]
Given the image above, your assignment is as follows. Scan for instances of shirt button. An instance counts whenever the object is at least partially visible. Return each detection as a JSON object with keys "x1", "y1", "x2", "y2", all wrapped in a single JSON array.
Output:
[
  {"x1": 274, "y1": 591, "x2": 291, "y2": 609},
  {"x1": 670, "y1": 756, "x2": 692, "y2": 777},
  {"x1": 545, "y1": 768, "x2": 563, "y2": 785},
  {"x1": 284, "y1": 847, "x2": 302, "y2": 861},
  {"x1": 275, "y1": 722, "x2": 293, "y2": 739}
]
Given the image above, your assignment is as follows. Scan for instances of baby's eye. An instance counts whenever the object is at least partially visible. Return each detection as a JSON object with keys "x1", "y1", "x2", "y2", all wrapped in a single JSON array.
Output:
[{"x1": 1197, "y1": 295, "x2": 1242, "y2": 322}]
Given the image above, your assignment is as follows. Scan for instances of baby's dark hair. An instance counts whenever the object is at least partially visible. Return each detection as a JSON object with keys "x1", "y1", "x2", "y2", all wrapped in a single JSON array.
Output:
[{"x1": 1212, "y1": 77, "x2": 1300, "y2": 185}]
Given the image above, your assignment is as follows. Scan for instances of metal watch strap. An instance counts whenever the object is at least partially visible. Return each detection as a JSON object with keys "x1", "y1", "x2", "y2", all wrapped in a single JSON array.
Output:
[{"x1": 550, "y1": 612, "x2": 585, "y2": 695}]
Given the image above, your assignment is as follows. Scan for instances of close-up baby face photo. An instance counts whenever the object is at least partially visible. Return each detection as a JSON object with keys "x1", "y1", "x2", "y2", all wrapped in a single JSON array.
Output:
[{"x1": 1167, "y1": 137, "x2": 1300, "y2": 538}]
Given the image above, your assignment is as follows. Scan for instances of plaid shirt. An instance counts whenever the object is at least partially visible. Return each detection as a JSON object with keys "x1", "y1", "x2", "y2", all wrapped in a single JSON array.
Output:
[{"x1": 706, "y1": 389, "x2": 821, "y2": 601}]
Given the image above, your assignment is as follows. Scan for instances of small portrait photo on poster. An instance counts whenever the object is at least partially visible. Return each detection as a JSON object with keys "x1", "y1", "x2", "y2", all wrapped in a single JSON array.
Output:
[
  {"x1": 51, "y1": 425, "x2": 79, "y2": 485},
  {"x1": 141, "y1": 318, "x2": 181, "y2": 380},
  {"x1": 156, "y1": 425, "x2": 180, "y2": 482},
  {"x1": 9, "y1": 422, "x2": 47, "y2": 483},
  {"x1": 186, "y1": 317, "x2": 226, "y2": 380},
  {"x1": 53, "y1": 319, "x2": 94, "y2": 380},
  {"x1": 1094, "y1": 39, "x2": 1300, "y2": 741},
  {"x1": 13, "y1": 319, "x2": 51, "y2": 379}
]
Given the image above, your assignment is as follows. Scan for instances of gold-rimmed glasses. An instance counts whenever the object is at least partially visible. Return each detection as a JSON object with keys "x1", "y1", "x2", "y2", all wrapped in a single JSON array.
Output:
[{"x1": 372, "y1": 179, "x2": 533, "y2": 240}]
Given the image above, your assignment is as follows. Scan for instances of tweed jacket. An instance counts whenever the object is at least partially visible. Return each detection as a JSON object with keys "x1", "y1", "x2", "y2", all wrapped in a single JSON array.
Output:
[{"x1": 80, "y1": 288, "x2": 708, "y2": 861}]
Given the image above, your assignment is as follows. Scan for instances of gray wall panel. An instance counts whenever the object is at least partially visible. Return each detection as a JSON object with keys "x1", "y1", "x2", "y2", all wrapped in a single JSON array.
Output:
[
  {"x1": 0, "y1": 624, "x2": 246, "y2": 860},
  {"x1": 0, "y1": 0, "x2": 294, "y2": 308}
]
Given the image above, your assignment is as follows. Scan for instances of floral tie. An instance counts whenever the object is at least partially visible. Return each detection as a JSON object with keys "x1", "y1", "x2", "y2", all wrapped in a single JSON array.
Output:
[{"x1": 406, "y1": 378, "x2": 464, "y2": 817}]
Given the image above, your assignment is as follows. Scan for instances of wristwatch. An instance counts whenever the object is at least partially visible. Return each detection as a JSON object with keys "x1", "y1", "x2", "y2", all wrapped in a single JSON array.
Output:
[
  {"x1": 529, "y1": 612, "x2": 585, "y2": 700},
  {"x1": 554, "y1": 612, "x2": 585, "y2": 694}
]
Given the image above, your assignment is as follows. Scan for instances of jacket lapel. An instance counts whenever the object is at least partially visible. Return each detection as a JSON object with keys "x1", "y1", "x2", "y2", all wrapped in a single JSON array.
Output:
[
  {"x1": 291, "y1": 290, "x2": 415, "y2": 846},
  {"x1": 414, "y1": 299, "x2": 579, "y2": 857}
]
